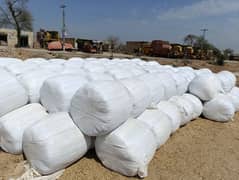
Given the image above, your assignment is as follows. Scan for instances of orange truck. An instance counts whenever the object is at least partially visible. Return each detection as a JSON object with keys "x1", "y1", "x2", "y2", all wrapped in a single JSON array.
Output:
[{"x1": 151, "y1": 40, "x2": 172, "y2": 57}]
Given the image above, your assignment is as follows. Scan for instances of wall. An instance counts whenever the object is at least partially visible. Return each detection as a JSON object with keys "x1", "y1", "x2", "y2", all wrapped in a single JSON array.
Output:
[{"x1": 0, "y1": 28, "x2": 33, "y2": 48}]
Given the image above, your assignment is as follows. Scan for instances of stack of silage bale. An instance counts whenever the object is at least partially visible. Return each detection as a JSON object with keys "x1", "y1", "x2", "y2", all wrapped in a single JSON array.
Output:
[
  {"x1": 0, "y1": 57, "x2": 238, "y2": 178},
  {"x1": 189, "y1": 70, "x2": 238, "y2": 122}
]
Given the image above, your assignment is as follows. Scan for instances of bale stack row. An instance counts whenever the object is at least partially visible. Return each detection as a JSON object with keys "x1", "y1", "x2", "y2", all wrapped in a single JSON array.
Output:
[{"x1": 0, "y1": 57, "x2": 238, "y2": 178}]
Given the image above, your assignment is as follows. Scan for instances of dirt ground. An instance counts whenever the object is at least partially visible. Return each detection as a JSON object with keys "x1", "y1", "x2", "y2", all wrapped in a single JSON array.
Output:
[{"x1": 1, "y1": 47, "x2": 239, "y2": 180}]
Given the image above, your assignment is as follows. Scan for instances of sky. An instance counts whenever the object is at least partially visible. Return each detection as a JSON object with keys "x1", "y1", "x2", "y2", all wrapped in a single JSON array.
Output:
[{"x1": 24, "y1": 0, "x2": 239, "y2": 52}]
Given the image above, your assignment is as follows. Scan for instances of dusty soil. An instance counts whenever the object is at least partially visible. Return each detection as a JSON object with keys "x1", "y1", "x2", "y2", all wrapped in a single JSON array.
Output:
[
  {"x1": 0, "y1": 152, "x2": 24, "y2": 180},
  {"x1": 1, "y1": 47, "x2": 239, "y2": 180}
]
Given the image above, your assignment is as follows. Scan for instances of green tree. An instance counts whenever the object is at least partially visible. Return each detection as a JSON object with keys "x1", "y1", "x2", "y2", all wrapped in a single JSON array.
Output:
[
  {"x1": 183, "y1": 34, "x2": 198, "y2": 46},
  {"x1": 223, "y1": 48, "x2": 234, "y2": 60},
  {"x1": 0, "y1": 0, "x2": 33, "y2": 47}
]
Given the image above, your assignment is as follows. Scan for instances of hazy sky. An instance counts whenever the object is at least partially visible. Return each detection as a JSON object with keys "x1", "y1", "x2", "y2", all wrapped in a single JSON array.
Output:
[{"x1": 26, "y1": 0, "x2": 239, "y2": 51}]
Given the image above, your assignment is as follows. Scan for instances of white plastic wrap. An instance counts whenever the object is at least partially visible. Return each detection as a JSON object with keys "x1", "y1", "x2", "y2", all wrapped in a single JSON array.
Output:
[
  {"x1": 5, "y1": 62, "x2": 39, "y2": 76},
  {"x1": 171, "y1": 73, "x2": 189, "y2": 95},
  {"x1": 0, "y1": 68, "x2": 28, "y2": 116},
  {"x1": 49, "y1": 59, "x2": 66, "y2": 65},
  {"x1": 106, "y1": 68, "x2": 135, "y2": 79},
  {"x1": 227, "y1": 94, "x2": 239, "y2": 112},
  {"x1": 189, "y1": 74, "x2": 224, "y2": 101},
  {"x1": 95, "y1": 119, "x2": 157, "y2": 178},
  {"x1": 40, "y1": 75, "x2": 88, "y2": 113},
  {"x1": 137, "y1": 109, "x2": 172, "y2": 148},
  {"x1": 216, "y1": 71, "x2": 236, "y2": 92},
  {"x1": 23, "y1": 112, "x2": 92, "y2": 175},
  {"x1": 138, "y1": 73, "x2": 165, "y2": 107},
  {"x1": 0, "y1": 104, "x2": 48, "y2": 154},
  {"x1": 230, "y1": 87, "x2": 239, "y2": 97},
  {"x1": 18, "y1": 70, "x2": 58, "y2": 103},
  {"x1": 86, "y1": 72, "x2": 115, "y2": 81},
  {"x1": 120, "y1": 78, "x2": 151, "y2": 118},
  {"x1": 156, "y1": 72, "x2": 177, "y2": 100},
  {"x1": 169, "y1": 96, "x2": 195, "y2": 125},
  {"x1": 24, "y1": 58, "x2": 49, "y2": 65},
  {"x1": 0, "y1": 57, "x2": 22, "y2": 67},
  {"x1": 229, "y1": 87, "x2": 239, "y2": 111},
  {"x1": 203, "y1": 94, "x2": 235, "y2": 122},
  {"x1": 182, "y1": 94, "x2": 203, "y2": 118},
  {"x1": 70, "y1": 80, "x2": 133, "y2": 136},
  {"x1": 39, "y1": 63, "x2": 65, "y2": 73},
  {"x1": 194, "y1": 68, "x2": 213, "y2": 76},
  {"x1": 157, "y1": 101, "x2": 182, "y2": 132}
]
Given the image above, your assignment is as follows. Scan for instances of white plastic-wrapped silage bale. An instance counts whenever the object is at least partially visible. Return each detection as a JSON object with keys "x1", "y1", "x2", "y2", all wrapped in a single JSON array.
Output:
[
  {"x1": 228, "y1": 87, "x2": 239, "y2": 111},
  {"x1": 61, "y1": 68, "x2": 87, "y2": 76},
  {"x1": 67, "y1": 57, "x2": 84, "y2": 62},
  {"x1": 120, "y1": 78, "x2": 151, "y2": 118},
  {"x1": 0, "y1": 57, "x2": 22, "y2": 68},
  {"x1": 227, "y1": 93, "x2": 239, "y2": 112},
  {"x1": 203, "y1": 94, "x2": 235, "y2": 122},
  {"x1": 176, "y1": 68, "x2": 196, "y2": 84},
  {"x1": 106, "y1": 67, "x2": 135, "y2": 79},
  {"x1": 40, "y1": 74, "x2": 89, "y2": 113},
  {"x1": 189, "y1": 74, "x2": 224, "y2": 101},
  {"x1": 156, "y1": 72, "x2": 177, "y2": 100},
  {"x1": 194, "y1": 68, "x2": 213, "y2": 76},
  {"x1": 137, "y1": 109, "x2": 172, "y2": 148},
  {"x1": 23, "y1": 112, "x2": 92, "y2": 175},
  {"x1": 5, "y1": 62, "x2": 39, "y2": 76},
  {"x1": 230, "y1": 87, "x2": 239, "y2": 96},
  {"x1": 170, "y1": 73, "x2": 189, "y2": 95},
  {"x1": 64, "y1": 59, "x2": 84, "y2": 68},
  {"x1": 18, "y1": 69, "x2": 58, "y2": 103},
  {"x1": 182, "y1": 94, "x2": 203, "y2": 118},
  {"x1": 86, "y1": 72, "x2": 115, "y2": 81},
  {"x1": 157, "y1": 101, "x2": 182, "y2": 132},
  {"x1": 83, "y1": 63, "x2": 106, "y2": 73},
  {"x1": 169, "y1": 96, "x2": 196, "y2": 125},
  {"x1": 95, "y1": 118, "x2": 157, "y2": 178},
  {"x1": 24, "y1": 58, "x2": 49, "y2": 65},
  {"x1": 0, "y1": 104, "x2": 48, "y2": 154},
  {"x1": 49, "y1": 58, "x2": 66, "y2": 65},
  {"x1": 39, "y1": 63, "x2": 65, "y2": 73},
  {"x1": 70, "y1": 80, "x2": 133, "y2": 136},
  {"x1": 216, "y1": 71, "x2": 236, "y2": 92},
  {"x1": 0, "y1": 68, "x2": 28, "y2": 116},
  {"x1": 138, "y1": 73, "x2": 165, "y2": 107}
]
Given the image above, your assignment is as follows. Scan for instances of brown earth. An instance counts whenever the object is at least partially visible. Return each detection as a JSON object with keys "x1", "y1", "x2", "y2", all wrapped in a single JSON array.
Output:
[{"x1": 1, "y1": 47, "x2": 239, "y2": 180}]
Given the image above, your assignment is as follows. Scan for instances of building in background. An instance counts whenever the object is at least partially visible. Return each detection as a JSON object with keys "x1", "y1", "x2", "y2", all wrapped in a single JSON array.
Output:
[
  {"x1": 0, "y1": 28, "x2": 33, "y2": 48},
  {"x1": 126, "y1": 41, "x2": 149, "y2": 54}
]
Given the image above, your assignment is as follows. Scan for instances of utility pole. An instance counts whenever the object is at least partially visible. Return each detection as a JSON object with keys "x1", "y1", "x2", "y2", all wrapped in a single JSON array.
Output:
[
  {"x1": 200, "y1": 28, "x2": 208, "y2": 52},
  {"x1": 201, "y1": 28, "x2": 208, "y2": 39},
  {"x1": 60, "y1": 4, "x2": 66, "y2": 51}
]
